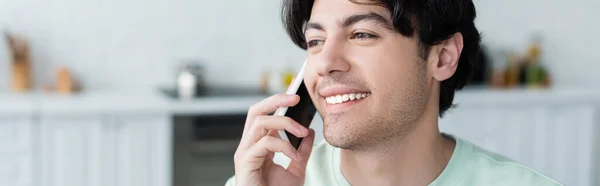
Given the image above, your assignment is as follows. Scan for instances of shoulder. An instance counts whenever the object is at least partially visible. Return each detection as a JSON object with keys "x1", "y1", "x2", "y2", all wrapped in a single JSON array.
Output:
[{"x1": 459, "y1": 139, "x2": 564, "y2": 186}]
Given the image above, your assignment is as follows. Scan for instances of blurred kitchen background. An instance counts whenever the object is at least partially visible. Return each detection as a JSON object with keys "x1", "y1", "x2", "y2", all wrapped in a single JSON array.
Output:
[{"x1": 1, "y1": 0, "x2": 599, "y2": 186}]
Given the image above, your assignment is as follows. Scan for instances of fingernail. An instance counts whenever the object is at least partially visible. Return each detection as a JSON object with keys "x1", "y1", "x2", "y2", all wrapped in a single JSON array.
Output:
[{"x1": 298, "y1": 127, "x2": 306, "y2": 134}]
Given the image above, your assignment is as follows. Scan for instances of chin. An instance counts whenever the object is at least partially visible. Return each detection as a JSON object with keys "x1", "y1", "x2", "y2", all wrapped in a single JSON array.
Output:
[
  {"x1": 322, "y1": 109, "x2": 408, "y2": 151},
  {"x1": 322, "y1": 116, "x2": 366, "y2": 150}
]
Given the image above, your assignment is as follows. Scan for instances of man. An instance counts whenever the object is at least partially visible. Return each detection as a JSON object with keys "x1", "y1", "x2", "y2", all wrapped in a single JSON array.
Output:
[{"x1": 226, "y1": 0, "x2": 562, "y2": 185}]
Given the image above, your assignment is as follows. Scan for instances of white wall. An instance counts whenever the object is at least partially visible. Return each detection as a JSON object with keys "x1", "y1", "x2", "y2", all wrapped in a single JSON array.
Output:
[
  {"x1": 473, "y1": 0, "x2": 600, "y2": 88},
  {"x1": 1, "y1": 0, "x2": 599, "y2": 91},
  {"x1": 0, "y1": 0, "x2": 306, "y2": 91}
]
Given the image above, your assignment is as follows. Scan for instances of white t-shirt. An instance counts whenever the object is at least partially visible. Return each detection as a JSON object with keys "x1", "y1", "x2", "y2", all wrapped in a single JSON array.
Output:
[{"x1": 224, "y1": 135, "x2": 562, "y2": 186}]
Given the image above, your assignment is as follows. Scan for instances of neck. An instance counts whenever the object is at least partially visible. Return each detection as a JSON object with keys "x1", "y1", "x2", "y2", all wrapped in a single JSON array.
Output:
[{"x1": 339, "y1": 107, "x2": 455, "y2": 186}]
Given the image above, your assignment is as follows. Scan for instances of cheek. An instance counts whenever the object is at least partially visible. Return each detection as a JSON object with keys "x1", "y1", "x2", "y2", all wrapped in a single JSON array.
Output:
[
  {"x1": 353, "y1": 47, "x2": 418, "y2": 86},
  {"x1": 303, "y1": 64, "x2": 319, "y2": 102},
  {"x1": 350, "y1": 37, "x2": 418, "y2": 75},
  {"x1": 351, "y1": 39, "x2": 423, "y2": 105}
]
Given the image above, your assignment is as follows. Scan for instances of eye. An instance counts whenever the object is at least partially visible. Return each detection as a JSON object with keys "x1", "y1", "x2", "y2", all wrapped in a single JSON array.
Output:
[
  {"x1": 351, "y1": 32, "x2": 378, "y2": 40},
  {"x1": 307, "y1": 39, "x2": 324, "y2": 48}
]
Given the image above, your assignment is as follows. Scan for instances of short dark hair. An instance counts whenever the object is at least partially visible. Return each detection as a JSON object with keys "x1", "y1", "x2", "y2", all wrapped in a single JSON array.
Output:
[{"x1": 281, "y1": 0, "x2": 481, "y2": 117}]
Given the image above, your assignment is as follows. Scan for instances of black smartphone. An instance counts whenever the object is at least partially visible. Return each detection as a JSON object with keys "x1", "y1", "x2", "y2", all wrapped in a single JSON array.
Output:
[{"x1": 275, "y1": 60, "x2": 317, "y2": 149}]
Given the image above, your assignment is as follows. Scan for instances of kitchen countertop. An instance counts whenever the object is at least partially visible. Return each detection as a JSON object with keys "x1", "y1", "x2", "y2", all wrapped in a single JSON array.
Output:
[
  {"x1": 0, "y1": 87, "x2": 269, "y2": 116},
  {"x1": 0, "y1": 92, "x2": 37, "y2": 116},
  {"x1": 453, "y1": 87, "x2": 600, "y2": 106},
  {"x1": 167, "y1": 95, "x2": 266, "y2": 115},
  {"x1": 1, "y1": 87, "x2": 599, "y2": 116},
  {"x1": 38, "y1": 90, "x2": 171, "y2": 115}
]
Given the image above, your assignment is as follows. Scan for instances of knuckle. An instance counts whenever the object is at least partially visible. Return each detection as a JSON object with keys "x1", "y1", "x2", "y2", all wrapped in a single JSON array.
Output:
[
  {"x1": 262, "y1": 137, "x2": 276, "y2": 150},
  {"x1": 258, "y1": 135, "x2": 271, "y2": 144},
  {"x1": 251, "y1": 117, "x2": 266, "y2": 132},
  {"x1": 247, "y1": 117, "x2": 268, "y2": 139},
  {"x1": 253, "y1": 115, "x2": 265, "y2": 125},
  {"x1": 248, "y1": 103, "x2": 260, "y2": 114},
  {"x1": 233, "y1": 150, "x2": 241, "y2": 161},
  {"x1": 258, "y1": 136, "x2": 274, "y2": 147}
]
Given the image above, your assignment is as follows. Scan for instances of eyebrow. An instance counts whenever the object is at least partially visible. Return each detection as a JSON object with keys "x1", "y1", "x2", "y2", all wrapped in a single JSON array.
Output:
[{"x1": 305, "y1": 12, "x2": 393, "y2": 33}]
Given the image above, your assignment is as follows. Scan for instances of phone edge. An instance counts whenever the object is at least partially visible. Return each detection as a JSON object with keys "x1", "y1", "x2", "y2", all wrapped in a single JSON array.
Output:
[{"x1": 275, "y1": 59, "x2": 308, "y2": 143}]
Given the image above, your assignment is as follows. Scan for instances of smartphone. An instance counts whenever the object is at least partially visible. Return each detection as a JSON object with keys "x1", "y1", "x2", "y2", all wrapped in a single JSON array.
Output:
[{"x1": 274, "y1": 60, "x2": 317, "y2": 150}]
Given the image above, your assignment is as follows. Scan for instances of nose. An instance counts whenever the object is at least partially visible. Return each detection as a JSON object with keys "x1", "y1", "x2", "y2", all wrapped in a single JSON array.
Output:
[{"x1": 314, "y1": 39, "x2": 351, "y2": 76}]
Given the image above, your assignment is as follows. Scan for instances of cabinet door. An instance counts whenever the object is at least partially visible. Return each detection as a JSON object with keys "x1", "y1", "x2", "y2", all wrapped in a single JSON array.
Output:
[
  {"x1": 112, "y1": 114, "x2": 171, "y2": 186},
  {"x1": 40, "y1": 116, "x2": 106, "y2": 186},
  {"x1": 0, "y1": 117, "x2": 34, "y2": 186},
  {"x1": 541, "y1": 105, "x2": 595, "y2": 186},
  {"x1": 439, "y1": 105, "x2": 596, "y2": 186}
]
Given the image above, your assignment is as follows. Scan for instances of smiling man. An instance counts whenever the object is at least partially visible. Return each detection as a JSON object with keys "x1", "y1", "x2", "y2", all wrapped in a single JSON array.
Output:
[{"x1": 225, "y1": 0, "x2": 562, "y2": 185}]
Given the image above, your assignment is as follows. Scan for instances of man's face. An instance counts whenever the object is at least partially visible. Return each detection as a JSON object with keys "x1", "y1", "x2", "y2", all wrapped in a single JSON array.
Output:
[{"x1": 303, "y1": 0, "x2": 431, "y2": 150}]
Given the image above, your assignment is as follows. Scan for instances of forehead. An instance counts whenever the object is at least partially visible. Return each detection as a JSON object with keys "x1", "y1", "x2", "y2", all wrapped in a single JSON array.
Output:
[{"x1": 309, "y1": 0, "x2": 391, "y2": 22}]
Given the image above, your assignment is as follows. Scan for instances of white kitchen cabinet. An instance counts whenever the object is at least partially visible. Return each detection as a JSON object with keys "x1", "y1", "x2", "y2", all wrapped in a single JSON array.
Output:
[
  {"x1": 39, "y1": 113, "x2": 171, "y2": 186},
  {"x1": 439, "y1": 104, "x2": 598, "y2": 186},
  {"x1": 39, "y1": 115, "x2": 106, "y2": 186},
  {"x1": 0, "y1": 116, "x2": 35, "y2": 186},
  {"x1": 110, "y1": 114, "x2": 171, "y2": 186}
]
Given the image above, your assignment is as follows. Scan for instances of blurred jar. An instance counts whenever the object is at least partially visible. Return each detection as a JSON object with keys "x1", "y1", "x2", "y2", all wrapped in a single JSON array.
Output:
[{"x1": 176, "y1": 60, "x2": 207, "y2": 99}]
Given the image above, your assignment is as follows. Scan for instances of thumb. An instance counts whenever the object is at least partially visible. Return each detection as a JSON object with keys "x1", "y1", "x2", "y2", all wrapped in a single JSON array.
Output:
[{"x1": 286, "y1": 128, "x2": 315, "y2": 178}]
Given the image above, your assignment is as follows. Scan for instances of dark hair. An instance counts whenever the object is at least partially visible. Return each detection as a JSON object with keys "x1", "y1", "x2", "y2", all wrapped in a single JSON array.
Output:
[{"x1": 281, "y1": 0, "x2": 481, "y2": 117}]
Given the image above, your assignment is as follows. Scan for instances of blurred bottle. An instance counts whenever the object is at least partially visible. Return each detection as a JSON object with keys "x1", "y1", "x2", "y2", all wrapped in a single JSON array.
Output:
[
  {"x1": 56, "y1": 67, "x2": 74, "y2": 94},
  {"x1": 6, "y1": 32, "x2": 31, "y2": 93},
  {"x1": 524, "y1": 33, "x2": 551, "y2": 88},
  {"x1": 504, "y1": 54, "x2": 521, "y2": 87},
  {"x1": 281, "y1": 58, "x2": 297, "y2": 90},
  {"x1": 260, "y1": 70, "x2": 270, "y2": 95},
  {"x1": 282, "y1": 68, "x2": 295, "y2": 89}
]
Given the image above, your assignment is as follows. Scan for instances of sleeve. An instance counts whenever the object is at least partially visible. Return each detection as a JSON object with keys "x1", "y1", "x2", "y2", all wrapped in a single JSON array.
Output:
[{"x1": 224, "y1": 175, "x2": 236, "y2": 186}]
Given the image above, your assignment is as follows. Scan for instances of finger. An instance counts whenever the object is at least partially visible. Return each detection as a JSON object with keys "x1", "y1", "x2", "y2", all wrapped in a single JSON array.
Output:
[
  {"x1": 251, "y1": 116, "x2": 309, "y2": 142},
  {"x1": 241, "y1": 116, "x2": 309, "y2": 149},
  {"x1": 248, "y1": 94, "x2": 300, "y2": 117},
  {"x1": 286, "y1": 128, "x2": 316, "y2": 178},
  {"x1": 246, "y1": 136, "x2": 300, "y2": 165},
  {"x1": 242, "y1": 94, "x2": 300, "y2": 139}
]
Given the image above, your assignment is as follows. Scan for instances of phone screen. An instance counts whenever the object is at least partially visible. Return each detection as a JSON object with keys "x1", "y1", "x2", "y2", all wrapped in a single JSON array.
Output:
[{"x1": 284, "y1": 81, "x2": 317, "y2": 149}]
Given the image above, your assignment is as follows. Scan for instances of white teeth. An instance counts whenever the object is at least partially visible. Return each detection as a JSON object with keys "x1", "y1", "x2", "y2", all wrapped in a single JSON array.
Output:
[{"x1": 325, "y1": 92, "x2": 370, "y2": 104}]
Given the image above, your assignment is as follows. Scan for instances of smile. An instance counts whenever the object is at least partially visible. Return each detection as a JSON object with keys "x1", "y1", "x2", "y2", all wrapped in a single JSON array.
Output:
[{"x1": 325, "y1": 92, "x2": 371, "y2": 104}]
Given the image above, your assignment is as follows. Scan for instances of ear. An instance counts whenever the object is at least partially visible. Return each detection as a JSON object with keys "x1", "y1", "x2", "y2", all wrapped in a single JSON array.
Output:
[{"x1": 431, "y1": 33, "x2": 463, "y2": 81}]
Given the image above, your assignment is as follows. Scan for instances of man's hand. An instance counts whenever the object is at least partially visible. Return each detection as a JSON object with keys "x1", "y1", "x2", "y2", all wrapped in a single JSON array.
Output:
[{"x1": 233, "y1": 93, "x2": 316, "y2": 186}]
